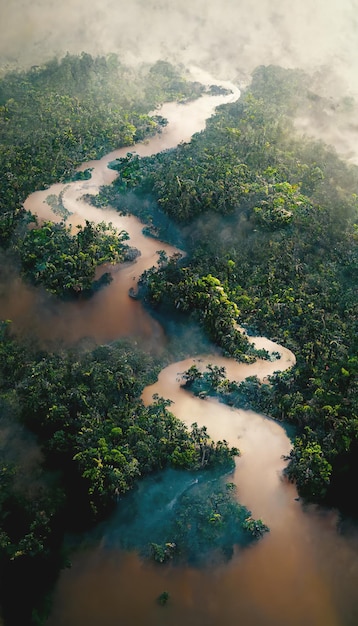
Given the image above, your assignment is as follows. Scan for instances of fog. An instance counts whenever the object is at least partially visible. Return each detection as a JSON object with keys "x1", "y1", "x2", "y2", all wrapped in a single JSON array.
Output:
[
  {"x1": 2, "y1": 1, "x2": 358, "y2": 162},
  {"x1": 2, "y1": 0, "x2": 358, "y2": 95}
]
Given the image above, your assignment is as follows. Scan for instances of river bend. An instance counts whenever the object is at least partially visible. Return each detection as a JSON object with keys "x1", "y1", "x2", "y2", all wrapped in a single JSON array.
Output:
[{"x1": 9, "y1": 67, "x2": 357, "y2": 626}]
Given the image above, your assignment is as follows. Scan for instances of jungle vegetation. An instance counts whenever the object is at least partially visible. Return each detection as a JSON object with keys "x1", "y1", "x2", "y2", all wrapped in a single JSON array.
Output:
[
  {"x1": 0, "y1": 53, "x2": 204, "y2": 245},
  {"x1": 96, "y1": 64, "x2": 358, "y2": 511},
  {"x1": 0, "y1": 321, "x2": 239, "y2": 625},
  {"x1": 100, "y1": 468, "x2": 268, "y2": 567},
  {"x1": 0, "y1": 53, "x2": 220, "y2": 625},
  {"x1": 0, "y1": 56, "x2": 357, "y2": 624}
]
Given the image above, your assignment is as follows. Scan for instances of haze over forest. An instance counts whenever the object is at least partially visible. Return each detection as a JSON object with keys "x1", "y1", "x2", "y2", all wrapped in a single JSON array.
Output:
[
  {"x1": 1, "y1": 0, "x2": 357, "y2": 89},
  {"x1": 2, "y1": 0, "x2": 358, "y2": 164}
]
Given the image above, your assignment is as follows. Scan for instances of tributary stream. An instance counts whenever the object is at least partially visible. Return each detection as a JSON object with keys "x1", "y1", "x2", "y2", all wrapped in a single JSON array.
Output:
[{"x1": 3, "y1": 67, "x2": 358, "y2": 626}]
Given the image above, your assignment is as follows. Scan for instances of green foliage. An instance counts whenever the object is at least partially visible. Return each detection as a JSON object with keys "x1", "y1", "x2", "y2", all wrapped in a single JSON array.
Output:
[
  {"x1": 144, "y1": 60, "x2": 205, "y2": 105},
  {"x1": 140, "y1": 259, "x2": 250, "y2": 360},
  {"x1": 181, "y1": 365, "x2": 275, "y2": 416},
  {"x1": 45, "y1": 188, "x2": 72, "y2": 220},
  {"x1": 149, "y1": 479, "x2": 269, "y2": 564},
  {"x1": 157, "y1": 591, "x2": 170, "y2": 605},
  {"x1": 98, "y1": 64, "x2": 358, "y2": 506},
  {"x1": 64, "y1": 167, "x2": 93, "y2": 183},
  {"x1": 285, "y1": 436, "x2": 333, "y2": 500},
  {"x1": 0, "y1": 391, "x2": 66, "y2": 625},
  {"x1": 100, "y1": 469, "x2": 268, "y2": 566},
  {"x1": 242, "y1": 516, "x2": 269, "y2": 538},
  {"x1": 152, "y1": 543, "x2": 176, "y2": 564},
  {"x1": 0, "y1": 53, "x2": 203, "y2": 245},
  {"x1": 18, "y1": 219, "x2": 129, "y2": 296},
  {"x1": 0, "y1": 328, "x2": 237, "y2": 516},
  {"x1": 1, "y1": 56, "x2": 358, "y2": 621}
]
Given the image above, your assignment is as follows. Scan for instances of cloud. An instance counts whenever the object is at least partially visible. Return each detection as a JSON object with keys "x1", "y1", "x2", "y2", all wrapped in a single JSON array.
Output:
[
  {"x1": 1, "y1": 1, "x2": 358, "y2": 160},
  {"x1": 1, "y1": 0, "x2": 358, "y2": 94}
]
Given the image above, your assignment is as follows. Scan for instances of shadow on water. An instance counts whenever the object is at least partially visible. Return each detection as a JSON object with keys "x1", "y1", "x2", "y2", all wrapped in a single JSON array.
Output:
[{"x1": 68, "y1": 468, "x2": 261, "y2": 568}]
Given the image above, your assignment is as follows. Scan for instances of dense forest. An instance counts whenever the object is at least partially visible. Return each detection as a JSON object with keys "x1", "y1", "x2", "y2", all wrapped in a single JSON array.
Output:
[
  {"x1": 96, "y1": 64, "x2": 357, "y2": 507},
  {"x1": 0, "y1": 53, "x2": 204, "y2": 244},
  {"x1": 0, "y1": 54, "x2": 235, "y2": 625},
  {"x1": 0, "y1": 55, "x2": 357, "y2": 624}
]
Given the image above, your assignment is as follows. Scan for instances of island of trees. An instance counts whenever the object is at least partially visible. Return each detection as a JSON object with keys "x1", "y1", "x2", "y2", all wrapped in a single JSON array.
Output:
[{"x1": 0, "y1": 55, "x2": 357, "y2": 624}]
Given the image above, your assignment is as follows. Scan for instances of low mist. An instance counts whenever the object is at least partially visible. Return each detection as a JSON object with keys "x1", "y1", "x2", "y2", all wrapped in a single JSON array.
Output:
[
  {"x1": 3, "y1": 1, "x2": 358, "y2": 163},
  {"x1": 2, "y1": 0, "x2": 358, "y2": 96},
  {"x1": 87, "y1": 468, "x2": 252, "y2": 565}
]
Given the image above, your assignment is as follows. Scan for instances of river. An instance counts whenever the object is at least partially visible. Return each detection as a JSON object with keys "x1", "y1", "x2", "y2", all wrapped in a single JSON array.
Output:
[
  {"x1": 0, "y1": 68, "x2": 239, "y2": 348},
  {"x1": 5, "y1": 67, "x2": 358, "y2": 625},
  {"x1": 48, "y1": 348, "x2": 358, "y2": 626}
]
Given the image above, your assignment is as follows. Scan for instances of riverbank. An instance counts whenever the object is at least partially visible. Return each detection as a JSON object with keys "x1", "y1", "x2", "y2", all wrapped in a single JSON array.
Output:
[{"x1": 5, "y1": 68, "x2": 358, "y2": 626}]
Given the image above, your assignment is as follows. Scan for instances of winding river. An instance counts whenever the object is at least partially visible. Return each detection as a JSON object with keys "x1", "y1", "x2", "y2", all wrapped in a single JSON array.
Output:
[{"x1": 4, "y1": 67, "x2": 358, "y2": 625}]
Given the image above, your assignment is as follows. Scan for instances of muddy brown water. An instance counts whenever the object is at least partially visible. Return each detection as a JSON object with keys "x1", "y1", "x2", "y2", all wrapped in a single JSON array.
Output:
[
  {"x1": 2, "y1": 67, "x2": 357, "y2": 625},
  {"x1": 2, "y1": 68, "x2": 239, "y2": 346},
  {"x1": 47, "y1": 341, "x2": 358, "y2": 626}
]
